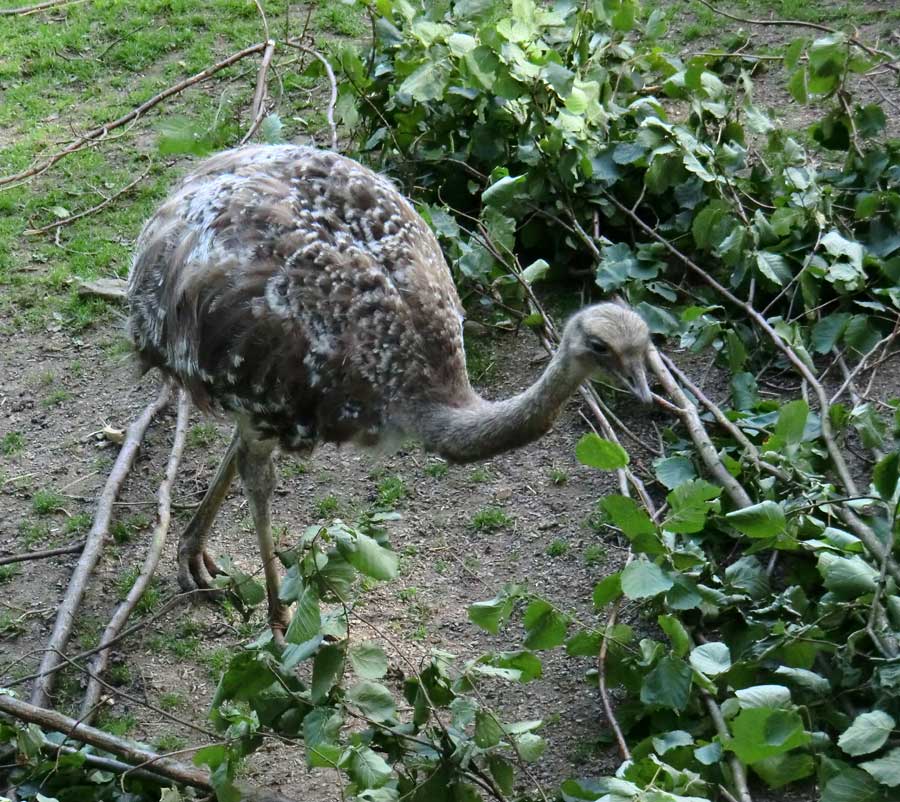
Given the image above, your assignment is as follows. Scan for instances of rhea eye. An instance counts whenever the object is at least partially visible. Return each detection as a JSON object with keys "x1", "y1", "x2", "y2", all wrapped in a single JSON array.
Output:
[{"x1": 588, "y1": 338, "x2": 609, "y2": 355}]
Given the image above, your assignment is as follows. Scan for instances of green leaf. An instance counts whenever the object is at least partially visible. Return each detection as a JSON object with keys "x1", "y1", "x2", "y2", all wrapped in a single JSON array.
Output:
[
  {"x1": 873, "y1": 452, "x2": 900, "y2": 500},
  {"x1": 336, "y1": 529, "x2": 399, "y2": 581},
  {"x1": 773, "y1": 666, "x2": 830, "y2": 695},
  {"x1": 398, "y1": 60, "x2": 449, "y2": 101},
  {"x1": 654, "y1": 456, "x2": 696, "y2": 489},
  {"x1": 541, "y1": 62, "x2": 574, "y2": 96},
  {"x1": 755, "y1": 251, "x2": 792, "y2": 286},
  {"x1": 822, "y1": 229, "x2": 864, "y2": 270},
  {"x1": 488, "y1": 756, "x2": 514, "y2": 796},
  {"x1": 349, "y1": 747, "x2": 393, "y2": 790},
  {"x1": 657, "y1": 614, "x2": 691, "y2": 656},
  {"x1": 775, "y1": 399, "x2": 809, "y2": 445},
  {"x1": 621, "y1": 559, "x2": 673, "y2": 599},
  {"x1": 726, "y1": 500, "x2": 786, "y2": 538},
  {"x1": 474, "y1": 709, "x2": 505, "y2": 748},
  {"x1": 664, "y1": 480, "x2": 722, "y2": 534},
  {"x1": 576, "y1": 433, "x2": 629, "y2": 470},
  {"x1": 513, "y1": 732, "x2": 546, "y2": 762},
  {"x1": 728, "y1": 707, "x2": 810, "y2": 763},
  {"x1": 751, "y1": 753, "x2": 815, "y2": 789},
  {"x1": 861, "y1": 747, "x2": 900, "y2": 787},
  {"x1": 839, "y1": 711, "x2": 896, "y2": 757},
  {"x1": 652, "y1": 730, "x2": 693, "y2": 755},
  {"x1": 565, "y1": 629, "x2": 603, "y2": 657},
  {"x1": 482, "y1": 174, "x2": 528, "y2": 210},
  {"x1": 694, "y1": 742, "x2": 723, "y2": 765},
  {"x1": 593, "y1": 573, "x2": 622, "y2": 607},
  {"x1": 468, "y1": 588, "x2": 519, "y2": 634},
  {"x1": 821, "y1": 768, "x2": 887, "y2": 802},
  {"x1": 600, "y1": 495, "x2": 656, "y2": 538},
  {"x1": 347, "y1": 681, "x2": 396, "y2": 722},
  {"x1": 349, "y1": 641, "x2": 389, "y2": 680},
  {"x1": 311, "y1": 644, "x2": 345, "y2": 704},
  {"x1": 521, "y1": 258, "x2": 549, "y2": 285},
  {"x1": 736, "y1": 685, "x2": 792, "y2": 709},
  {"x1": 731, "y1": 371, "x2": 759, "y2": 410},
  {"x1": 522, "y1": 599, "x2": 568, "y2": 650},
  {"x1": 285, "y1": 583, "x2": 321, "y2": 645},
  {"x1": 640, "y1": 655, "x2": 692, "y2": 711},
  {"x1": 689, "y1": 642, "x2": 732, "y2": 676},
  {"x1": 645, "y1": 7, "x2": 666, "y2": 38},
  {"x1": 822, "y1": 555, "x2": 878, "y2": 597},
  {"x1": 812, "y1": 313, "x2": 851, "y2": 353}
]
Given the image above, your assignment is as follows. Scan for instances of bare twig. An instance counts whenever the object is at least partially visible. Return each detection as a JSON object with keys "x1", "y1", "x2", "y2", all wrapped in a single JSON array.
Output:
[
  {"x1": 81, "y1": 390, "x2": 191, "y2": 720},
  {"x1": 284, "y1": 42, "x2": 338, "y2": 150},
  {"x1": 0, "y1": 0, "x2": 86, "y2": 15},
  {"x1": 0, "y1": 542, "x2": 84, "y2": 566},
  {"x1": 30, "y1": 383, "x2": 172, "y2": 708},
  {"x1": 241, "y1": 39, "x2": 277, "y2": 145},
  {"x1": 700, "y1": 687, "x2": 754, "y2": 802},
  {"x1": 24, "y1": 166, "x2": 152, "y2": 235},
  {"x1": 0, "y1": 42, "x2": 267, "y2": 189}
]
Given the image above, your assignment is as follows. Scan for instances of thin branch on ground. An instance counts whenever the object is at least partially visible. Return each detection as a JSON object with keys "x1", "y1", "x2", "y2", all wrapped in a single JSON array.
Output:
[
  {"x1": 284, "y1": 41, "x2": 338, "y2": 150},
  {"x1": 81, "y1": 389, "x2": 191, "y2": 721},
  {"x1": 0, "y1": 693, "x2": 298, "y2": 802},
  {"x1": 24, "y1": 165, "x2": 152, "y2": 235},
  {"x1": 0, "y1": 0, "x2": 86, "y2": 15},
  {"x1": 240, "y1": 39, "x2": 277, "y2": 145},
  {"x1": 0, "y1": 542, "x2": 85, "y2": 566},
  {"x1": 699, "y1": 686, "x2": 754, "y2": 802},
  {"x1": 0, "y1": 42, "x2": 267, "y2": 189},
  {"x1": 30, "y1": 383, "x2": 173, "y2": 708}
]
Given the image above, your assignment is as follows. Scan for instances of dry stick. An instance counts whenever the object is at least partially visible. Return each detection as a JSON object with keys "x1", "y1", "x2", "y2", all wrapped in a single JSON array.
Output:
[
  {"x1": 648, "y1": 347, "x2": 753, "y2": 508},
  {"x1": 0, "y1": 0, "x2": 84, "y2": 14},
  {"x1": 0, "y1": 42, "x2": 267, "y2": 189},
  {"x1": 284, "y1": 41, "x2": 338, "y2": 150},
  {"x1": 0, "y1": 542, "x2": 84, "y2": 566},
  {"x1": 240, "y1": 39, "x2": 277, "y2": 145},
  {"x1": 702, "y1": 689, "x2": 753, "y2": 802},
  {"x1": 661, "y1": 354, "x2": 791, "y2": 482},
  {"x1": 80, "y1": 390, "x2": 191, "y2": 721},
  {"x1": 24, "y1": 166, "x2": 151, "y2": 235},
  {"x1": 0, "y1": 694, "x2": 298, "y2": 802},
  {"x1": 695, "y1": 0, "x2": 900, "y2": 76},
  {"x1": 30, "y1": 383, "x2": 172, "y2": 709}
]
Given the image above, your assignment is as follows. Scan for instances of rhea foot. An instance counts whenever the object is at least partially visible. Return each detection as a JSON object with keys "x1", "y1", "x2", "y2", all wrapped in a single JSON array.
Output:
[{"x1": 177, "y1": 544, "x2": 224, "y2": 599}]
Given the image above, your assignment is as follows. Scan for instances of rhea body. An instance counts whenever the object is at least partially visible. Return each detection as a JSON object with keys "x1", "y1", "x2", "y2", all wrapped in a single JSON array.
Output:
[{"x1": 127, "y1": 145, "x2": 652, "y2": 635}]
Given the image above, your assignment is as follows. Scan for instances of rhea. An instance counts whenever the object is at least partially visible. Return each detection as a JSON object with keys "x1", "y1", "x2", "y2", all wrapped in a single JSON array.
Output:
[{"x1": 127, "y1": 145, "x2": 653, "y2": 637}]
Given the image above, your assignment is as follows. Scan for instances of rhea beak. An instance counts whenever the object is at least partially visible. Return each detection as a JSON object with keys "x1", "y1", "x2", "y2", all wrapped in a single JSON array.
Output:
[{"x1": 618, "y1": 362, "x2": 653, "y2": 404}]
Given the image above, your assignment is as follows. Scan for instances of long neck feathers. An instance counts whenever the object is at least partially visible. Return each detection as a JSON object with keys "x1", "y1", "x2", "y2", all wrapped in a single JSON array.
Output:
[{"x1": 410, "y1": 344, "x2": 590, "y2": 463}]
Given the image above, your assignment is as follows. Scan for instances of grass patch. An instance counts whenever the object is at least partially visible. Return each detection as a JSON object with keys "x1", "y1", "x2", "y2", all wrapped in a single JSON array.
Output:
[
  {"x1": 376, "y1": 475, "x2": 408, "y2": 508},
  {"x1": 1, "y1": 432, "x2": 24, "y2": 456},
  {"x1": 32, "y1": 489, "x2": 63, "y2": 515},
  {"x1": 548, "y1": 467, "x2": 568, "y2": 485},
  {"x1": 0, "y1": 565, "x2": 19, "y2": 584},
  {"x1": 471, "y1": 507, "x2": 512, "y2": 532},
  {"x1": 425, "y1": 461, "x2": 448, "y2": 478},
  {"x1": 584, "y1": 544, "x2": 608, "y2": 566},
  {"x1": 469, "y1": 467, "x2": 491, "y2": 484},
  {"x1": 188, "y1": 423, "x2": 220, "y2": 448},
  {"x1": 315, "y1": 495, "x2": 339, "y2": 517},
  {"x1": 546, "y1": 539, "x2": 569, "y2": 557}
]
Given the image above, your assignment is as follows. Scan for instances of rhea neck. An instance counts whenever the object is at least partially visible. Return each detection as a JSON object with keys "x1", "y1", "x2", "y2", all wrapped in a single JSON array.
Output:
[{"x1": 409, "y1": 338, "x2": 592, "y2": 463}]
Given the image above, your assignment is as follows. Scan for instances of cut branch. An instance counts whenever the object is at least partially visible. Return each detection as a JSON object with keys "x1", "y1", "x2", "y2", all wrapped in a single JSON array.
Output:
[
  {"x1": 0, "y1": 0, "x2": 86, "y2": 15},
  {"x1": 0, "y1": 693, "x2": 298, "y2": 802},
  {"x1": 30, "y1": 383, "x2": 172, "y2": 708},
  {"x1": 0, "y1": 542, "x2": 84, "y2": 566},
  {"x1": 81, "y1": 389, "x2": 191, "y2": 721},
  {"x1": 240, "y1": 38, "x2": 277, "y2": 145},
  {"x1": 0, "y1": 42, "x2": 267, "y2": 188},
  {"x1": 285, "y1": 41, "x2": 338, "y2": 150}
]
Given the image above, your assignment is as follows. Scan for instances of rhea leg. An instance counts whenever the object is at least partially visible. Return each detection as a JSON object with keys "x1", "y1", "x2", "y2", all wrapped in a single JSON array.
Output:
[
  {"x1": 178, "y1": 426, "x2": 240, "y2": 593},
  {"x1": 235, "y1": 431, "x2": 290, "y2": 640}
]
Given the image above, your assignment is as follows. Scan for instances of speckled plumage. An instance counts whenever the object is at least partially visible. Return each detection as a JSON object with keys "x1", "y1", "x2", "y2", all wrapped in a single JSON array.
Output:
[{"x1": 128, "y1": 145, "x2": 469, "y2": 453}]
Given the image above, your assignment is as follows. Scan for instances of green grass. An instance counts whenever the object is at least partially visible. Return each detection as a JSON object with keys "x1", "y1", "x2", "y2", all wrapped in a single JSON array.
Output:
[
  {"x1": 315, "y1": 495, "x2": 339, "y2": 517},
  {"x1": 97, "y1": 711, "x2": 137, "y2": 737},
  {"x1": 584, "y1": 544, "x2": 608, "y2": 566},
  {"x1": 19, "y1": 520, "x2": 51, "y2": 546},
  {"x1": 376, "y1": 475, "x2": 408, "y2": 508},
  {"x1": 471, "y1": 507, "x2": 512, "y2": 532},
  {"x1": 282, "y1": 459, "x2": 309, "y2": 478},
  {"x1": 115, "y1": 565, "x2": 160, "y2": 613},
  {"x1": 32, "y1": 489, "x2": 63, "y2": 515},
  {"x1": 188, "y1": 423, "x2": 220, "y2": 448},
  {"x1": 155, "y1": 734, "x2": 187, "y2": 753},
  {"x1": 0, "y1": 565, "x2": 19, "y2": 584},
  {"x1": 548, "y1": 467, "x2": 568, "y2": 485},
  {"x1": 546, "y1": 539, "x2": 569, "y2": 557},
  {"x1": 159, "y1": 692, "x2": 185, "y2": 711},
  {"x1": 63, "y1": 512, "x2": 91, "y2": 535},
  {"x1": 425, "y1": 461, "x2": 448, "y2": 478},
  {"x1": 1, "y1": 432, "x2": 24, "y2": 456},
  {"x1": 110, "y1": 513, "x2": 149, "y2": 544},
  {"x1": 469, "y1": 467, "x2": 491, "y2": 484}
]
